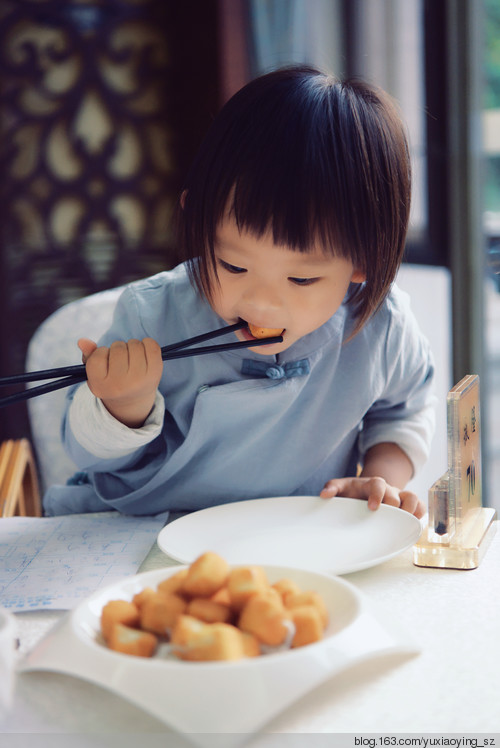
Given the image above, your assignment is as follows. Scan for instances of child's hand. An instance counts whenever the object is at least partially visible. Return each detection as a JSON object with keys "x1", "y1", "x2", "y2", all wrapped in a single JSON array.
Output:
[
  {"x1": 319, "y1": 477, "x2": 425, "y2": 519},
  {"x1": 78, "y1": 337, "x2": 163, "y2": 428}
]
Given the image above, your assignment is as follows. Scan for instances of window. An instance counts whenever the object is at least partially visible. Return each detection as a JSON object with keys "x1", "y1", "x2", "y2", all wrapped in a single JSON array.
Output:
[{"x1": 246, "y1": 0, "x2": 429, "y2": 263}]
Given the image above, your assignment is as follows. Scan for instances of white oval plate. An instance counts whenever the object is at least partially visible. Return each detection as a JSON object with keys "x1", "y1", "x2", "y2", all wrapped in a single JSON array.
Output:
[
  {"x1": 158, "y1": 496, "x2": 422, "y2": 574},
  {"x1": 20, "y1": 565, "x2": 418, "y2": 741}
]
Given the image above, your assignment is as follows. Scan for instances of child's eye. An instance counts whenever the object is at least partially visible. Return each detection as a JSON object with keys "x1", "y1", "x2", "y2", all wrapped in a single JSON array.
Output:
[
  {"x1": 218, "y1": 259, "x2": 246, "y2": 274},
  {"x1": 288, "y1": 276, "x2": 319, "y2": 286}
]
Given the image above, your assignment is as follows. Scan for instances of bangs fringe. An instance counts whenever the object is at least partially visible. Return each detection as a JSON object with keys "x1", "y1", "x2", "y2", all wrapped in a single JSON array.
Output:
[{"x1": 177, "y1": 66, "x2": 411, "y2": 337}]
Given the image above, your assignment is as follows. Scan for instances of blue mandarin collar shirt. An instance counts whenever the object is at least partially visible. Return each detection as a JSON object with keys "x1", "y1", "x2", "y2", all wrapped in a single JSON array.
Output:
[{"x1": 44, "y1": 263, "x2": 436, "y2": 517}]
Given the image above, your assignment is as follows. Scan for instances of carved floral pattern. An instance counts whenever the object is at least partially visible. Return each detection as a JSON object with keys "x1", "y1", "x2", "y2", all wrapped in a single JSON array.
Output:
[{"x1": 0, "y1": 0, "x2": 178, "y2": 436}]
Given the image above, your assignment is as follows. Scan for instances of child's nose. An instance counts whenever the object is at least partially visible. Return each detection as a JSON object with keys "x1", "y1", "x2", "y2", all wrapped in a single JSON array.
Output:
[{"x1": 241, "y1": 281, "x2": 282, "y2": 313}]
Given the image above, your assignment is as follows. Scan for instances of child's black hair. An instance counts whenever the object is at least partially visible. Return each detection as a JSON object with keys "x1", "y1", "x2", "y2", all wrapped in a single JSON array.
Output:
[{"x1": 176, "y1": 65, "x2": 411, "y2": 335}]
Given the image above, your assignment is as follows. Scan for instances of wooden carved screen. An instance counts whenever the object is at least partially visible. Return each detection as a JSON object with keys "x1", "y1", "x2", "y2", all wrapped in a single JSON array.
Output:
[{"x1": 0, "y1": 0, "x2": 192, "y2": 440}]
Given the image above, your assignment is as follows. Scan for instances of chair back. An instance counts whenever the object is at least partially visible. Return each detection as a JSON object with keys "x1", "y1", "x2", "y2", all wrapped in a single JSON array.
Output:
[
  {"x1": 25, "y1": 287, "x2": 123, "y2": 492},
  {"x1": 0, "y1": 438, "x2": 41, "y2": 516}
]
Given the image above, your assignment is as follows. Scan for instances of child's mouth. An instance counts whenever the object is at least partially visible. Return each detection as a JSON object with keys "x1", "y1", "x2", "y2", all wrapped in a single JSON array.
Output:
[{"x1": 239, "y1": 321, "x2": 285, "y2": 343}]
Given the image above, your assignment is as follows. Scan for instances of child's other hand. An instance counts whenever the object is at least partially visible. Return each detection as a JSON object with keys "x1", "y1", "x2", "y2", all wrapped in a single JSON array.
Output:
[
  {"x1": 78, "y1": 337, "x2": 163, "y2": 428},
  {"x1": 319, "y1": 477, "x2": 425, "y2": 519}
]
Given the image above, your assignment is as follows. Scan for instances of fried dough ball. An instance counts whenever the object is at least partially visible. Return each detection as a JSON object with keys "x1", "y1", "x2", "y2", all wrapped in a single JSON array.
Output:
[
  {"x1": 248, "y1": 324, "x2": 284, "y2": 339},
  {"x1": 101, "y1": 600, "x2": 140, "y2": 642},
  {"x1": 170, "y1": 613, "x2": 204, "y2": 650},
  {"x1": 210, "y1": 586, "x2": 232, "y2": 607},
  {"x1": 139, "y1": 592, "x2": 187, "y2": 635},
  {"x1": 107, "y1": 623, "x2": 158, "y2": 657},
  {"x1": 182, "y1": 551, "x2": 230, "y2": 598},
  {"x1": 284, "y1": 591, "x2": 329, "y2": 627},
  {"x1": 272, "y1": 578, "x2": 302, "y2": 603},
  {"x1": 227, "y1": 565, "x2": 269, "y2": 610},
  {"x1": 171, "y1": 615, "x2": 246, "y2": 661},
  {"x1": 157, "y1": 569, "x2": 189, "y2": 596},
  {"x1": 256, "y1": 586, "x2": 284, "y2": 606},
  {"x1": 289, "y1": 606, "x2": 324, "y2": 648},
  {"x1": 187, "y1": 597, "x2": 233, "y2": 624},
  {"x1": 241, "y1": 631, "x2": 261, "y2": 657},
  {"x1": 132, "y1": 586, "x2": 157, "y2": 609},
  {"x1": 238, "y1": 593, "x2": 290, "y2": 646}
]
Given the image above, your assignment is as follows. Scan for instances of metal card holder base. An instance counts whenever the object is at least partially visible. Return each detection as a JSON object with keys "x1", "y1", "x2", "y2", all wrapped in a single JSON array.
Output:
[{"x1": 413, "y1": 375, "x2": 497, "y2": 570}]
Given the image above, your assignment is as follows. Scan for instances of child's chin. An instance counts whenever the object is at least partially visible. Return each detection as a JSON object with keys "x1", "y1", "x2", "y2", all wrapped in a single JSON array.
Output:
[{"x1": 250, "y1": 340, "x2": 289, "y2": 356}]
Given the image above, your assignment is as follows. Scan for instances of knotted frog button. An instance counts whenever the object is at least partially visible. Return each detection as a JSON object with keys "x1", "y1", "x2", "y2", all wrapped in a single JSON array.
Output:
[
  {"x1": 265, "y1": 365, "x2": 286, "y2": 380},
  {"x1": 241, "y1": 357, "x2": 310, "y2": 380}
]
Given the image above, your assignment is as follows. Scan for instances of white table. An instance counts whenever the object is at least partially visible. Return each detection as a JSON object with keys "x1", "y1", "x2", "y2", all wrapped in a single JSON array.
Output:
[{"x1": 2, "y1": 524, "x2": 500, "y2": 743}]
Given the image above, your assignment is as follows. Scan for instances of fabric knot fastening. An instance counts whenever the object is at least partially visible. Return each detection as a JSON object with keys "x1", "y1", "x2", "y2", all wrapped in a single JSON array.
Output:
[
  {"x1": 266, "y1": 365, "x2": 285, "y2": 380},
  {"x1": 241, "y1": 358, "x2": 310, "y2": 380}
]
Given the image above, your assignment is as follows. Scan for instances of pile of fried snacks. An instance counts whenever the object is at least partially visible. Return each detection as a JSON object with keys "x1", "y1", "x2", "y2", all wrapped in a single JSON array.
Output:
[{"x1": 100, "y1": 551, "x2": 329, "y2": 661}]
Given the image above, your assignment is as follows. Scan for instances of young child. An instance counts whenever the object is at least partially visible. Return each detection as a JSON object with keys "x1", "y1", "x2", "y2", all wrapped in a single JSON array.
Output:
[{"x1": 44, "y1": 65, "x2": 435, "y2": 519}]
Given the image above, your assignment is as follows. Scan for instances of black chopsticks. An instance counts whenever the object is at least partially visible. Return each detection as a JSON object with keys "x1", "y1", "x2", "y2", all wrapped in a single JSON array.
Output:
[{"x1": 0, "y1": 321, "x2": 284, "y2": 409}]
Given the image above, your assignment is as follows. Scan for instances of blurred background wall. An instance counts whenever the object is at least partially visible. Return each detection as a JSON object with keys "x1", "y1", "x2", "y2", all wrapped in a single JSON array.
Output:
[{"x1": 1, "y1": 0, "x2": 499, "y2": 509}]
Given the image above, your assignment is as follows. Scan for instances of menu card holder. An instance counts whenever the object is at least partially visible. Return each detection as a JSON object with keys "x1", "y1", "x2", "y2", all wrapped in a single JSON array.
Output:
[
  {"x1": 413, "y1": 375, "x2": 496, "y2": 569},
  {"x1": 0, "y1": 439, "x2": 41, "y2": 517}
]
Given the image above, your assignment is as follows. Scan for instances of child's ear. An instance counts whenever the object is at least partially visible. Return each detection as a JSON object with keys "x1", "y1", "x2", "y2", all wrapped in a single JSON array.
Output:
[{"x1": 351, "y1": 269, "x2": 366, "y2": 284}]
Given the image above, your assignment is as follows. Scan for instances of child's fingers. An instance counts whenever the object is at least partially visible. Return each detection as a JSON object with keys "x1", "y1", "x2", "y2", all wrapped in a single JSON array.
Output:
[
  {"x1": 106, "y1": 340, "x2": 132, "y2": 379},
  {"x1": 399, "y1": 490, "x2": 426, "y2": 518},
  {"x1": 137, "y1": 338, "x2": 163, "y2": 381},
  {"x1": 124, "y1": 339, "x2": 147, "y2": 378},
  {"x1": 320, "y1": 477, "x2": 401, "y2": 510},
  {"x1": 77, "y1": 338, "x2": 98, "y2": 364},
  {"x1": 321, "y1": 477, "x2": 424, "y2": 517},
  {"x1": 142, "y1": 337, "x2": 163, "y2": 371},
  {"x1": 85, "y1": 345, "x2": 113, "y2": 382},
  {"x1": 84, "y1": 338, "x2": 163, "y2": 396},
  {"x1": 365, "y1": 478, "x2": 400, "y2": 511},
  {"x1": 117, "y1": 338, "x2": 162, "y2": 383},
  {"x1": 319, "y1": 480, "x2": 340, "y2": 498}
]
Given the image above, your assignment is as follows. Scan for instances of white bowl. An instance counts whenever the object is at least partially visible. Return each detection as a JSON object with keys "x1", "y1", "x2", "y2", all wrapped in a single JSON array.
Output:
[{"x1": 21, "y1": 565, "x2": 417, "y2": 742}]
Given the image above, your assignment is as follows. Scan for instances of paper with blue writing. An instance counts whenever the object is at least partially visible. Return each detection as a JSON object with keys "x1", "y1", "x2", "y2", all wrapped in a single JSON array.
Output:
[{"x1": 0, "y1": 512, "x2": 167, "y2": 610}]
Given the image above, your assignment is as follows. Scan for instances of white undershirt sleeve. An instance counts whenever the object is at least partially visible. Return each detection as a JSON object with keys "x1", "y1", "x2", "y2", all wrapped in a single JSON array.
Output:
[{"x1": 68, "y1": 383, "x2": 165, "y2": 459}]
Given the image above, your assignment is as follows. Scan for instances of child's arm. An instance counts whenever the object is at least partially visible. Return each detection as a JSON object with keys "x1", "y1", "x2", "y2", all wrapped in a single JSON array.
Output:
[
  {"x1": 360, "y1": 441, "x2": 413, "y2": 486},
  {"x1": 78, "y1": 337, "x2": 164, "y2": 428},
  {"x1": 319, "y1": 441, "x2": 425, "y2": 518}
]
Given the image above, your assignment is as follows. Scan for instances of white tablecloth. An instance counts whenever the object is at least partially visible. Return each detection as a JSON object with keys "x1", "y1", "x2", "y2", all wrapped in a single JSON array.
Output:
[{"x1": 2, "y1": 524, "x2": 500, "y2": 742}]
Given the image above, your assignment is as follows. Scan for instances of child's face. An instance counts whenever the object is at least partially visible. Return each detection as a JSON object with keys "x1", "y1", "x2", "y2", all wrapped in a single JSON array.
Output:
[{"x1": 209, "y1": 218, "x2": 365, "y2": 355}]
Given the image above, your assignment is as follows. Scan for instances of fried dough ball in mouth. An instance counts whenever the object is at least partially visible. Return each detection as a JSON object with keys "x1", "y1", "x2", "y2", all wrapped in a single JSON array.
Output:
[{"x1": 247, "y1": 323, "x2": 285, "y2": 339}]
